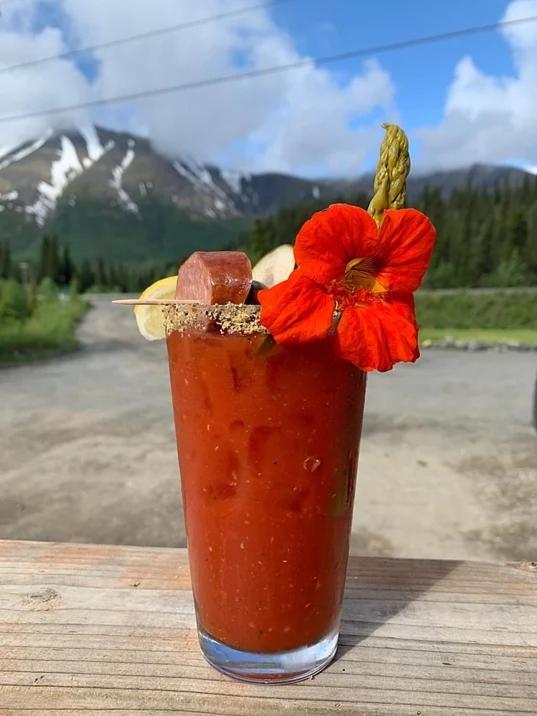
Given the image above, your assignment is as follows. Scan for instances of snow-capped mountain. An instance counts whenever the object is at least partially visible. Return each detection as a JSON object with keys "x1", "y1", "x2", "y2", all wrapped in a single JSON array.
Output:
[
  {"x1": 0, "y1": 125, "x2": 532, "y2": 263},
  {"x1": 0, "y1": 125, "x2": 333, "y2": 228}
]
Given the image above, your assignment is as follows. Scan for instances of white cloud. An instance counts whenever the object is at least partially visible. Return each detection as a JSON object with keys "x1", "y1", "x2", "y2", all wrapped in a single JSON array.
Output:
[
  {"x1": 254, "y1": 59, "x2": 394, "y2": 174},
  {"x1": 0, "y1": 23, "x2": 92, "y2": 150},
  {"x1": 416, "y1": 0, "x2": 537, "y2": 171},
  {"x1": 0, "y1": 0, "x2": 394, "y2": 175}
]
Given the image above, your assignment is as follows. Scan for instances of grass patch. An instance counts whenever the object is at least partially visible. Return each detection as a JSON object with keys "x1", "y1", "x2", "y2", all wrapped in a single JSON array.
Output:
[
  {"x1": 420, "y1": 328, "x2": 537, "y2": 346},
  {"x1": 415, "y1": 290, "x2": 537, "y2": 329},
  {"x1": 0, "y1": 295, "x2": 89, "y2": 365},
  {"x1": 416, "y1": 289, "x2": 537, "y2": 345}
]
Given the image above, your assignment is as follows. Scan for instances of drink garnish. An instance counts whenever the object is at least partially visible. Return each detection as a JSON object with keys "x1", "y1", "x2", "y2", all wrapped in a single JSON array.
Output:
[
  {"x1": 176, "y1": 251, "x2": 252, "y2": 305},
  {"x1": 125, "y1": 124, "x2": 435, "y2": 365},
  {"x1": 163, "y1": 302, "x2": 266, "y2": 336},
  {"x1": 257, "y1": 125, "x2": 436, "y2": 372},
  {"x1": 133, "y1": 275, "x2": 178, "y2": 340},
  {"x1": 252, "y1": 244, "x2": 295, "y2": 287},
  {"x1": 368, "y1": 123, "x2": 411, "y2": 227}
]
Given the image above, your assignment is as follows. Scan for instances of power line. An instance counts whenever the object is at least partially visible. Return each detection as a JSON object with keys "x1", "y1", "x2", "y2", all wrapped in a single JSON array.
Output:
[
  {"x1": 0, "y1": 13, "x2": 536, "y2": 125},
  {"x1": 0, "y1": 0, "x2": 293, "y2": 75}
]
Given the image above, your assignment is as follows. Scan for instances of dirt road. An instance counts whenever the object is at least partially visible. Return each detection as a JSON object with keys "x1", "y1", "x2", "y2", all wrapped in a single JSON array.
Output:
[{"x1": 1, "y1": 296, "x2": 535, "y2": 561}]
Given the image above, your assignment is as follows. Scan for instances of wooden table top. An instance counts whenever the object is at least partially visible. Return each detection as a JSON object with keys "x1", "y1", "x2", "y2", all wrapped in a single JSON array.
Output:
[{"x1": 0, "y1": 540, "x2": 535, "y2": 715}]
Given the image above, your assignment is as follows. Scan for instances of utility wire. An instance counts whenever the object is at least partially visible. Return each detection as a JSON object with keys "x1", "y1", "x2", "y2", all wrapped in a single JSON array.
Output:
[
  {"x1": 0, "y1": 13, "x2": 536, "y2": 125},
  {"x1": 0, "y1": 0, "x2": 293, "y2": 75}
]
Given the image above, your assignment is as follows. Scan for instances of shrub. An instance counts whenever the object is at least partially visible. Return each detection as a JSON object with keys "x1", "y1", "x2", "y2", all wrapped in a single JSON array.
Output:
[{"x1": 0, "y1": 279, "x2": 30, "y2": 322}]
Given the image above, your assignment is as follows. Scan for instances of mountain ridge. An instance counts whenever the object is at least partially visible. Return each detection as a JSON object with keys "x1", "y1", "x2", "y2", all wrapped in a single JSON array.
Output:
[{"x1": 0, "y1": 124, "x2": 533, "y2": 263}]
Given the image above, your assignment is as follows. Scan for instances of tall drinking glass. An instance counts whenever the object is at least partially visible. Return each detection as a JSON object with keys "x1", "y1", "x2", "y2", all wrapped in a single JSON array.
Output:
[{"x1": 165, "y1": 304, "x2": 366, "y2": 683}]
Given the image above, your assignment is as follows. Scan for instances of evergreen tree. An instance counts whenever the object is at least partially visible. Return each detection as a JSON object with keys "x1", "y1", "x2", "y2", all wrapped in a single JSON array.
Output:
[
  {"x1": 108, "y1": 264, "x2": 120, "y2": 290},
  {"x1": 525, "y1": 203, "x2": 537, "y2": 276},
  {"x1": 96, "y1": 257, "x2": 107, "y2": 287},
  {"x1": 506, "y1": 209, "x2": 528, "y2": 255},
  {"x1": 520, "y1": 173, "x2": 533, "y2": 204},
  {"x1": 249, "y1": 218, "x2": 275, "y2": 262},
  {"x1": 59, "y1": 245, "x2": 74, "y2": 286},
  {"x1": 37, "y1": 234, "x2": 61, "y2": 282},
  {"x1": 37, "y1": 236, "x2": 50, "y2": 281},
  {"x1": 47, "y1": 234, "x2": 60, "y2": 282},
  {"x1": 0, "y1": 240, "x2": 11, "y2": 279},
  {"x1": 78, "y1": 260, "x2": 95, "y2": 292}
]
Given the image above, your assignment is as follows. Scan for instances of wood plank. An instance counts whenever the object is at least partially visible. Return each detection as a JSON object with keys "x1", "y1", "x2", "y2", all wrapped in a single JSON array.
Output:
[{"x1": 0, "y1": 540, "x2": 535, "y2": 715}]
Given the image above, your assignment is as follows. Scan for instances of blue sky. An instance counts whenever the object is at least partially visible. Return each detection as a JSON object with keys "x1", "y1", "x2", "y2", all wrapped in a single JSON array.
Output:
[
  {"x1": 255, "y1": 0, "x2": 536, "y2": 172},
  {"x1": 273, "y1": 0, "x2": 514, "y2": 127},
  {"x1": 1, "y1": 0, "x2": 536, "y2": 175}
]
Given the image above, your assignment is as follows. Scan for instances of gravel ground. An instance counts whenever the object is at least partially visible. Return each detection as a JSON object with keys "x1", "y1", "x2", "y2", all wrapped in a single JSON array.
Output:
[{"x1": 1, "y1": 296, "x2": 535, "y2": 561}]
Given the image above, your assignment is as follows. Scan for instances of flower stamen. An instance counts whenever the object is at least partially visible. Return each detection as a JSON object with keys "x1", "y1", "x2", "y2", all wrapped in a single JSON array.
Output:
[{"x1": 340, "y1": 257, "x2": 386, "y2": 293}]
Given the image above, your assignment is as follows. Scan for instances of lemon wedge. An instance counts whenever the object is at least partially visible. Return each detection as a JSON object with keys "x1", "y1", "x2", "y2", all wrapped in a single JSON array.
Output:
[
  {"x1": 252, "y1": 244, "x2": 295, "y2": 287},
  {"x1": 134, "y1": 276, "x2": 177, "y2": 340}
]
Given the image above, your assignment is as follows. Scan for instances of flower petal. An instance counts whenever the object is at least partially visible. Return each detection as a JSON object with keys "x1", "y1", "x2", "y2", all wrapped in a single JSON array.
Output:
[
  {"x1": 375, "y1": 209, "x2": 436, "y2": 292},
  {"x1": 294, "y1": 204, "x2": 379, "y2": 284},
  {"x1": 334, "y1": 295, "x2": 419, "y2": 372},
  {"x1": 258, "y1": 269, "x2": 335, "y2": 344}
]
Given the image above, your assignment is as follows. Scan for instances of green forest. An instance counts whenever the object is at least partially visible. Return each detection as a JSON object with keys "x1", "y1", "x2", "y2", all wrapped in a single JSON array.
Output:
[
  {"x1": 1, "y1": 175, "x2": 536, "y2": 290},
  {"x1": 240, "y1": 176, "x2": 537, "y2": 288},
  {"x1": 2, "y1": 176, "x2": 537, "y2": 362},
  {"x1": 0, "y1": 235, "x2": 173, "y2": 293}
]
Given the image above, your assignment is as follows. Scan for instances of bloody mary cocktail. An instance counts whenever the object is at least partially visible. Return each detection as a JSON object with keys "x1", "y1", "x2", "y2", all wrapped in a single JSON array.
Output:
[
  {"x1": 123, "y1": 123, "x2": 435, "y2": 685},
  {"x1": 166, "y1": 306, "x2": 366, "y2": 682}
]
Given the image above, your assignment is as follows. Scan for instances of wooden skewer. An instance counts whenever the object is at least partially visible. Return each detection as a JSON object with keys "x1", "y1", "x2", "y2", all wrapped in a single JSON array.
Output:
[{"x1": 112, "y1": 298, "x2": 201, "y2": 306}]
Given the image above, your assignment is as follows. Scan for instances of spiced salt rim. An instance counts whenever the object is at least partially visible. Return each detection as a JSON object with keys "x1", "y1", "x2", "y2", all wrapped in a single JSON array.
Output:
[{"x1": 163, "y1": 302, "x2": 268, "y2": 336}]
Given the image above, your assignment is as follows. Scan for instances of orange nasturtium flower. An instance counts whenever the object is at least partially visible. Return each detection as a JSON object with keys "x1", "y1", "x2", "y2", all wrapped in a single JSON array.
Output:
[{"x1": 258, "y1": 203, "x2": 436, "y2": 372}]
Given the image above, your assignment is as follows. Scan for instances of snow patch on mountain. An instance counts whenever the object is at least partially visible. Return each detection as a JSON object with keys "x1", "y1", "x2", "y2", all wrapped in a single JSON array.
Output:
[
  {"x1": 110, "y1": 146, "x2": 138, "y2": 214},
  {"x1": 221, "y1": 169, "x2": 250, "y2": 195},
  {"x1": 80, "y1": 125, "x2": 106, "y2": 167},
  {"x1": 199, "y1": 167, "x2": 218, "y2": 189},
  {"x1": 175, "y1": 159, "x2": 203, "y2": 188},
  {"x1": 173, "y1": 159, "x2": 237, "y2": 216},
  {"x1": 28, "y1": 135, "x2": 115, "y2": 224},
  {"x1": 0, "y1": 190, "x2": 18, "y2": 201},
  {"x1": 0, "y1": 130, "x2": 53, "y2": 172},
  {"x1": 26, "y1": 136, "x2": 84, "y2": 225},
  {"x1": 173, "y1": 159, "x2": 203, "y2": 188},
  {"x1": 0, "y1": 144, "x2": 16, "y2": 161}
]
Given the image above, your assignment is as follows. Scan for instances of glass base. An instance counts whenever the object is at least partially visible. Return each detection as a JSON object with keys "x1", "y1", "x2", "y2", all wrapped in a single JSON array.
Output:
[{"x1": 198, "y1": 625, "x2": 339, "y2": 684}]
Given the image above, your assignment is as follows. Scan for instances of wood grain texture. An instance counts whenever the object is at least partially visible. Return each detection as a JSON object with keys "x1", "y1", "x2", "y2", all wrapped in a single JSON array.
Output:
[{"x1": 0, "y1": 540, "x2": 535, "y2": 715}]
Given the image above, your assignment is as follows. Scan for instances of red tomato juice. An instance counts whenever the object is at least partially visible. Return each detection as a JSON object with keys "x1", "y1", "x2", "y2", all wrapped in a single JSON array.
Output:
[{"x1": 167, "y1": 327, "x2": 366, "y2": 654}]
